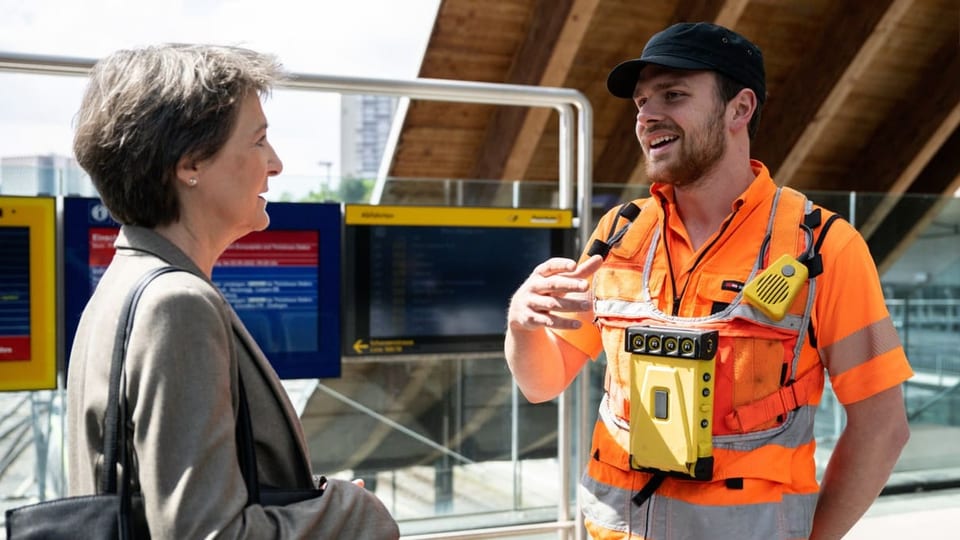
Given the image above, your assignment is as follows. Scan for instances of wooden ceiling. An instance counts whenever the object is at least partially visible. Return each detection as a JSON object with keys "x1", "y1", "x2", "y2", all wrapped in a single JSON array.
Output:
[{"x1": 379, "y1": 0, "x2": 959, "y2": 271}]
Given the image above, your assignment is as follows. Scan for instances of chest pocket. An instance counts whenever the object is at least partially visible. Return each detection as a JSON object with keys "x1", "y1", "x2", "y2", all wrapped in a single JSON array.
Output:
[{"x1": 690, "y1": 270, "x2": 748, "y2": 317}]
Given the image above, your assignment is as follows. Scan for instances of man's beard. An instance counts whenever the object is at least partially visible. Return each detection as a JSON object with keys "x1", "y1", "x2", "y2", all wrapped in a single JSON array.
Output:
[{"x1": 644, "y1": 108, "x2": 726, "y2": 188}]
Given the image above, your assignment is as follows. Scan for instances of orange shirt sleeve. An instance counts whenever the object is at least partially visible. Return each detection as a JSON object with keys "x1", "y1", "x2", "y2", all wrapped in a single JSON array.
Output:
[{"x1": 811, "y1": 216, "x2": 914, "y2": 404}]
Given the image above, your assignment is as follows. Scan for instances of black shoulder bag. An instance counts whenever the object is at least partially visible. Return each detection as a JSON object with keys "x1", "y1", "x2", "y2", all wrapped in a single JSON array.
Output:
[{"x1": 6, "y1": 266, "x2": 322, "y2": 539}]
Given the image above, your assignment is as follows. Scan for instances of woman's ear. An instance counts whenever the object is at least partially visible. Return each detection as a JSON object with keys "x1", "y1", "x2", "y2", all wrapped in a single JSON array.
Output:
[{"x1": 175, "y1": 154, "x2": 200, "y2": 187}]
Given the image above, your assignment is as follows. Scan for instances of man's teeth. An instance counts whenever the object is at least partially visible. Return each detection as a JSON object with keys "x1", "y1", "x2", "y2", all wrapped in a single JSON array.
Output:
[{"x1": 650, "y1": 135, "x2": 678, "y2": 148}]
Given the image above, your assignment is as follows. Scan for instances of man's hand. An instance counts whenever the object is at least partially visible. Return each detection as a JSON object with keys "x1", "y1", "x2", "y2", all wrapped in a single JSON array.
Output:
[
  {"x1": 507, "y1": 254, "x2": 604, "y2": 332},
  {"x1": 504, "y1": 254, "x2": 604, "y2": 403}
]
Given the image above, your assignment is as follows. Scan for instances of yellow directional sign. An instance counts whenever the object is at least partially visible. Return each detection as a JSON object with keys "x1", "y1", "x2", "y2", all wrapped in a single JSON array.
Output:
[
  {"x1": 352, "y1": 338, "x2": 418, "y2": 355},
  {"x1": 345, "y1": 205, "x2": 573, "y2": 228}
]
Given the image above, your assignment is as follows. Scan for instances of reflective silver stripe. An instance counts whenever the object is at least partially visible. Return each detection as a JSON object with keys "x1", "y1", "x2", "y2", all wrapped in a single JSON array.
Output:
[
  {"x1": 822, "y1": 315, "x2": 902, "y2": 376},
  {"x1": 790, "y1": 278, "x2": 816, "y2": 381},
  {"x1": 599, "y1": 392, "x2": 817, "y2": 453},
  {"x1": 713, "y1": 404, "x2": 817, "y2": 450},
  {"x1": 765, "y1": 187, "x2": 785, "y2": 244},
  {"x1": 599, "y1": 392, "x2": 630, "y2": 432},
  {"x1": 580, "y1": 472, "x2": 817, "y2": 539},
  {"x1": 640, "y1": 221, "x2": 659, "y2": 302},
  {"x1": 594, "y1": 298, "x2": 805, "y2": 331}
]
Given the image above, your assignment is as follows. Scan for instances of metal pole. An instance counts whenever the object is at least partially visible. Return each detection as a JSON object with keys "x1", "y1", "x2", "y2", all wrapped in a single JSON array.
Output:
[
  {"x1": 848, "y1": 191, "x2": 857, "y2": 228},
  {"x1": 511, "y1": 382, "x2": 520, "y2": 510}
]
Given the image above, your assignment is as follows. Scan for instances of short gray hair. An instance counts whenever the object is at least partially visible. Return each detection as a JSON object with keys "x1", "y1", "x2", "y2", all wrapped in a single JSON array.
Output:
[{"x1": 73, "y1": 44, "x2": 284, "y2": 227}]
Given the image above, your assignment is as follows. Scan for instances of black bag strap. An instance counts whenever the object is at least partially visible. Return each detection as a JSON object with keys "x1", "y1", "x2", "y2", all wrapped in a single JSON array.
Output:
[
  {"x1": 234, "y1": 338, "x2": 323, "y2": 506},
  {"x1": 101, "y1": 266, "x2": 181, "y2": 495},
  {"x1": 236, "y1": 374, "x2": 261, "y2": 505},
  {"x1": 99, "y1": 265, "x2": 182, "y2": 539}
]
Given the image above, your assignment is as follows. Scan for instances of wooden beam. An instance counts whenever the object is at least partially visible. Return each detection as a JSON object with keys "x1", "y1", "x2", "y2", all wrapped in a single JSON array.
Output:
[
  {"x1": 852, "y1": 43, "x2": 960, "y2": 240},
  {"x1": 469, "y1": 0, "x2": 600, "y2": 185},
  {"x1": 470, "y1": 0, "x2": 573, "y2": 181},
  {"x1": 869, "y1": 125, "x2": 960, "y2": 275},
  {"x1": 593, "y1": 101, "x2": 642, "y2": 183},
  {"x1": 774, "y1": 0, "x2": 916, "y2": 188},
  {"x1": 751, "y1": 0, "x2": 897, "y2": 180},
  {"x1": 499, "y1": 0, "x2": 600, "y2": 184}
]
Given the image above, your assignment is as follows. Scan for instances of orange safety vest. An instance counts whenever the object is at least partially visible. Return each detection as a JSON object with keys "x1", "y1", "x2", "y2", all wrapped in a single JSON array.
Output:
[{"x1": 582, "y1": 186, "x2": 835, "y2": 540}]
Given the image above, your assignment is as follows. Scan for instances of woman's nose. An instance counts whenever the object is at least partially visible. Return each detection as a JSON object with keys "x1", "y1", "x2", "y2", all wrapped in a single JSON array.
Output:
[{"x1": 268, "y1": 144, "x2": 283, "y2": 176}]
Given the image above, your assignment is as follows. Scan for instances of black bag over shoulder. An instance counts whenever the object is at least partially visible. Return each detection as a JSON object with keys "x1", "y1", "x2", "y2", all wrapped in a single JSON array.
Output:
[
  {"x1": 6, "y1": 266, "x2": 172, "y2": 540},
  {"x1": 5, "y1": 494, "x2": 150, "y2": 540},
  {"x1": 6, "y1": 266, "x2": 321, "y2": 540}
]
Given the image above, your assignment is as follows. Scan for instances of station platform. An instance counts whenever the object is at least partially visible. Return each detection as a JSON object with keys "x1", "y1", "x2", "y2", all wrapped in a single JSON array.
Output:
[{"x1": 847, "y1": 488, "x2": 960, "y2": 539}]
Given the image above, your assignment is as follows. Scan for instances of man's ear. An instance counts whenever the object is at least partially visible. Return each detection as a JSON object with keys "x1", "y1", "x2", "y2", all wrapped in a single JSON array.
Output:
[{"x1": 728, "y1": 88, "x2": 757, "y2": 134}]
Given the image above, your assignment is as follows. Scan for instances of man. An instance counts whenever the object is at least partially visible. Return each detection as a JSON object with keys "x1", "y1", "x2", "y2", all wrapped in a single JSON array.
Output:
[{"x1": 505, "y1": 22, "x2": 912, "y2": 539}]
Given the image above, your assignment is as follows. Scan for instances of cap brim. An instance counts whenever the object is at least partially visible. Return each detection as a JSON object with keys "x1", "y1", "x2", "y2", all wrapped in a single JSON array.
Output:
[{"x1": 606, "y1": 55, "x2": 715, "y2": 98}]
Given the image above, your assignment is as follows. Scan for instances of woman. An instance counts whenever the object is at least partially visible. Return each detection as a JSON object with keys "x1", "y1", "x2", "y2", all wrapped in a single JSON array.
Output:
[{"x1": 66, "y1": 44, "x2": 399, "y2": 538}]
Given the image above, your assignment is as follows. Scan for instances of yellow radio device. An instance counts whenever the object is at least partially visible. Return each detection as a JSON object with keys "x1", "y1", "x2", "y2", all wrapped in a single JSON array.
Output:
[
  {"x1": 627, "y1": 326, "x2": 718, "y2": 480},
  {"x1": 742, "y1": 254, "x2": 809, "y2": 321}
]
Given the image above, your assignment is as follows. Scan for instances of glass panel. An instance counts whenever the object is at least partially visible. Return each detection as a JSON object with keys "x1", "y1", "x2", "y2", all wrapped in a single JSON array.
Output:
[{"x1": 303, "y1": 357, "x2": 562, "y2": 536}]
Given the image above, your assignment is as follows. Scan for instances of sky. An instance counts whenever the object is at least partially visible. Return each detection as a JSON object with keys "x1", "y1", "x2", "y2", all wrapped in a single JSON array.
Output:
[{"x1": 0, "y1": 0, "x2": 441, "y2": 199}]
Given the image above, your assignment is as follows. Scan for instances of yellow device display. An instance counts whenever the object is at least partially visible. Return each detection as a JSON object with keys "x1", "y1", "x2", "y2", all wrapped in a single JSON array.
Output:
[
  {"x1": 743, "y1": 254, "x2": 809, "y2": 321},
  {"x1": 627, "y1": 326, "x2": 718, "y2": 480}
]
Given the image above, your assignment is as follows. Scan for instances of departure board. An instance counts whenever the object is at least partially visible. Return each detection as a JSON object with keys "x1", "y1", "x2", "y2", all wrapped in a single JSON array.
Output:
[
  {"x1": 343, "y1": 205, "x2": 575, "y2": 357},
  {"x1": 0, "y1": 227, "x2": 31, "y2": 362},
  {"x1": 63, "y1": 198, "x2": 342, "y2": 379}
]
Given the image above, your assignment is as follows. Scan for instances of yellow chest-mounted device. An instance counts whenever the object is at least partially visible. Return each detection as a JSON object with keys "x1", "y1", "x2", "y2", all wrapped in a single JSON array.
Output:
[
  {"x1": 742, "y1": 254, "x2": 809, "y2": 321},
  {"x1": 627, "y1": 326, "x2": 718, "y2": 480}
]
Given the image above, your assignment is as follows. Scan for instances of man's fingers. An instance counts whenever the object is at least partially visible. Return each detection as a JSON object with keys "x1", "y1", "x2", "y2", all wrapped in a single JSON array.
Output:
[
  {"x1": 570, "y1": 254, "x2": 604, "y2": 278},
  {"x1": 508, "y1": 255, "x2": 599, "y2": 331},
  {"x1": 534, "y1": 274, "x2": 590, "y2": 295},
  {"x1": 512, "y1": 309, "x2": 583, "y2": 331},
  {"x1": 533, "y1": 257, "x2": 579, "y2": 278},
  {"x1": 526, "y1": 293, "x2": 590, "y2": 313}
]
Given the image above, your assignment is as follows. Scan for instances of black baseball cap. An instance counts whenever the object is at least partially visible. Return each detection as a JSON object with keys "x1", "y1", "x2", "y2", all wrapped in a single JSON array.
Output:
[{"x1": 606, "y1": 22, "x2": 766, "y2": 104}]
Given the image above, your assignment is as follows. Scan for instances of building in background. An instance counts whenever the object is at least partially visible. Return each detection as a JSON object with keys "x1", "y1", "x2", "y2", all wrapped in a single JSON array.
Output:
[
  {"x1": 340, "y1": 94, "x2": 398, "y2": 185},
  {"x1": 0, "y1": 154, "x2": 94, "y2": 196}
]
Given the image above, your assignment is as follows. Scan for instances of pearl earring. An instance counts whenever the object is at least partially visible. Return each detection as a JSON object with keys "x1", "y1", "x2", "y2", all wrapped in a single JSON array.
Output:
[{"x1": 188, "y1": 177, "x2": 198, "y2": 186}]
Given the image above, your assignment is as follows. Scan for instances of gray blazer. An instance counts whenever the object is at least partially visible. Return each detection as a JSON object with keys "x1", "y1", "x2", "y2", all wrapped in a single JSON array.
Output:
[{"x1": 67, "y1": 226, "x2": 398, "y2": 539}]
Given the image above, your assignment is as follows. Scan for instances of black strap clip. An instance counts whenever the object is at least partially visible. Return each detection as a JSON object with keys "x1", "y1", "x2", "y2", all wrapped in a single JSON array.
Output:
[{"x1": 588, "y1": 202, "x2": 641, "y2": 260}]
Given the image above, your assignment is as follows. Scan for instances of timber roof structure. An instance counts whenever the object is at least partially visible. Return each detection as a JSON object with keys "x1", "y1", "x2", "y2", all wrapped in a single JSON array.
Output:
[{"x1": 379, "y1": 0, "x2": 959, "y2": 273}]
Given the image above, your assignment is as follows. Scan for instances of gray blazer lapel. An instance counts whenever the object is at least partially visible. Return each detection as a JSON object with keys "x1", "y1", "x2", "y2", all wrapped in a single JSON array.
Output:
[{"x1": 228, "y1": 302, "x2": 314, "y2": 471}]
